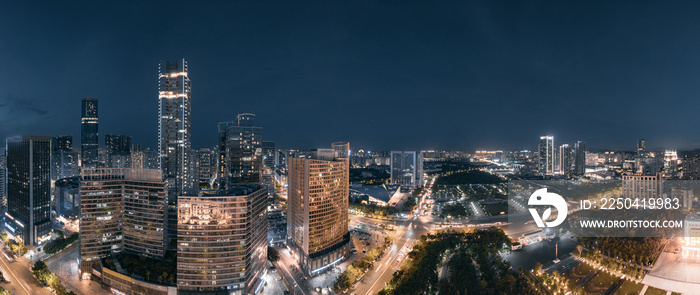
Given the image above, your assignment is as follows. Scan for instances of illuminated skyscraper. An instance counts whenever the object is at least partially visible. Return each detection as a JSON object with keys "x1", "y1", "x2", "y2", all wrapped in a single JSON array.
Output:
[
  {"x1": 573, "y1": 141, "x2": 586, "y2": 175},
  {"x1": 5, "y1": 136, "x2": 52, "y2": 246},
  {"x1": 79, "y1": 168, "x2": 166, "y2": 278},
  {"x1": 159, "y1": 59, "x2": 193, "y2": 245},
  {"x1": 159, "y1": 59, "x2": 193, "y2": 197},
  {"x1": 105, "y1": 134, "x2": 132, "y2": 168},
  {"x1": 81, "y1": 98, "x2": 99, "y2": 168},
  {"x1": 51, "y1": 135, "x2": 78, "y2": 180},
  {"x1": 177, "y1": 185, "x2": 267, "y2": 294},
  {"x1": 538, "y1": 135, "x2": 554, "y2": 175},
  {"x1": 557, "y1": 144, "x2": 571, "y2": 175},
  {"x1": 288, "y1": 148, "x2": 349, "y2": 275},
  {"x1": 0, "y1": 147, "x2": 5, "y2": 207},
  {"x1": 218, "y1": 113, "x2": 263, "y2": 189}
]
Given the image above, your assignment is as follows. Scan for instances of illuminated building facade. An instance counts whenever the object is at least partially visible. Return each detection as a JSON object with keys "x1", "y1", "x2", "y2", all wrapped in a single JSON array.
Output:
[
  {"x1": 5, "y1": 136, "x2": 52, "y2": 246},
  {"x1": 390, "y1": 151, "x2": 423, "y2": 188},
  {"x1": 217, "y1": 113, "x2": 263, "y2": 189},
  {"x1": 288, "y1": 149, "x2": 349, "y2": 276},
  {"x1": 51, "y1": 135, "x2": 78, "y2": 180},
  {"x1": 538, "y1": 135, "x2": 554, "y2": 175},
  {"x1": 81, "y1": 98, "x2": 99, "y2": 168},
  {"x1": 79, "y1": 168, "x2": 166, "y2": 278},
  {"x1": 622, "y1": 172, "x2": 663, "y2": 200},
  {"x1": 573, "y1": 141, "x2": 586, "y2": 175},
  {"x1": 683, "y1": 213, "x2": 700, "y2": 258},
  {"x1": 177, "y1": 184, "x2": 267, "y2": 294},
  {"x1": 159, "y1": 59, "x2": 193, "y2": 197},
  {"x1": 159, "y1": 59, "x2": 193, "y2": 246}
]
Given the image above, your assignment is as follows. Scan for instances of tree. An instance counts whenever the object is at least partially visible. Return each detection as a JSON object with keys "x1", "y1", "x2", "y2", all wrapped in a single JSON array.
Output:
[
  {"x1": 533, "y1": 262, "x2": 543, "y2": 275},
  {"x1": 576, "y1": 244, "x2": 583, "y2": 256},
  {"x1": 267, "y1": 246, "x2": 280, "y2": 262}
]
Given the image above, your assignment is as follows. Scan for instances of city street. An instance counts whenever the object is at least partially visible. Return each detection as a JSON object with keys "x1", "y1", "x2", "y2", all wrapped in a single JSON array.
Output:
[
  {"x1": 44, "y1": 244, "x2": 110, "y2": 295},
  {"x1": 0, "y1": 245, "x2": 50, "y2": 295}
]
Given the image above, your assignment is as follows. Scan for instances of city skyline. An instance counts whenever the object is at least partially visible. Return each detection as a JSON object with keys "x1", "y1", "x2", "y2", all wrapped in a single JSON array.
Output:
[{"x1": 4, "y1": 2, "x2": 700, "y2": 151}]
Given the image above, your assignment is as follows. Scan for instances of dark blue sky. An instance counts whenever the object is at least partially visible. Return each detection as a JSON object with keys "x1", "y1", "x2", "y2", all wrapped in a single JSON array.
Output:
[{"x1": 2, "y1": 1, "x2": 700, "y2": 151}]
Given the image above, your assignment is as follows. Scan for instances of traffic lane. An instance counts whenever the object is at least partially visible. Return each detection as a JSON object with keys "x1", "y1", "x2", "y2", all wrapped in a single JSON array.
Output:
[
  {"x1": 0, "y1": 248, "x2": 50, "y2": 295},
  {"x1": 275, "y1": 248, "x2": 313, "y2": 295}
]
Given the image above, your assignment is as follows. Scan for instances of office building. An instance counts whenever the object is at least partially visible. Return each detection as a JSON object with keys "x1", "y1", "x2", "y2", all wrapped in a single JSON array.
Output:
[
  {"x1": 193, "y1": 148, "x2": 215, "y2": 187},
  {"x1": 672, "y1": 187, "x2": 693, "y2": 210},
  {"x1": 81, "y1": 98, "x2": 99, "y2": 168},
  {"x1": 159, "y1": 59, "x2": 194, "y2": 197},
  {"x1": 51, "y1": 135, "x2": 78, "y2": 181},
  {"x1": 262, "y1": 141, "x2": 276, "y2": 168},
  {"x1": 52, "y1": 135, "x2": 73, "y2": 152},
  {"x1": 0, "y1": 148, "x2": 5, "y2": 207},
  {"x1": 390, "y1": 151, "x2": 423, "y2": 188},
  {"x1": 331, "y1": 141, "x2": 350, "y2": 159},
  {"x1": 637, "y1": 139, "x2": 646, "y2": 156},
  {"x1": 538, "y1": 135, "x2": 554, "y2": 175},
  {"x1": 5, "y1": 136, "x2": 52, "y2": 245},
  {"x1": 218, "y1": 113, "x2": 263, "y2": 189},
  {"x1": 79, "y1": 168, "x2": 166, "y2": 278},
  {"x1": 104, "y1": 135, "x2": 132, "y2": 168},
  {"x1": 557, "y1": 144, "x2": 571, "y2": 175},
  {"x1": 177, "y1": 185, "x2": 267, "y2": 294},
  {"x1": 573, "y1": 141, "x2": 586, "y2": 175},
  {"x1": 55, "y1": 177, "x2": 80, "y2": 218},
  {"x1": 622, "y1": 172, "x2": 663, "y2": 200},
  {"x1": 105, "y1": 134, "x2": 132, "y2": 156},
  {"x1": 288, "y1": 148, "x2": 349, "y2": 275}
]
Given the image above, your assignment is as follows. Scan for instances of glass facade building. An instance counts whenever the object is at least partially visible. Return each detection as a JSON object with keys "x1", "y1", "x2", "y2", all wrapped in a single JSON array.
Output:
[
  {"x1": 5, "y1": 136, "x2": 52, "y2": 246},
  {"x1": 81, "y1": 98, "x2": 99, "y2": 169}
]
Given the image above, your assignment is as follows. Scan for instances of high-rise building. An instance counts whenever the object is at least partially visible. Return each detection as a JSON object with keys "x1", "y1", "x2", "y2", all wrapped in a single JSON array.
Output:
[
  {"x1": 390, "y1": 151, "x2": 423, "y2": 188},
  {"x1": 288, "y1": 148, "x2": 349, "y2": 275},
  {"x1": 51, "y1": 135, "x2": 78, "y2": 181},
  {"x1": 81, "y1": 98, "x2": 99, "y2": 168},
  {"x1": 79, "y1": 168, "x2": 166, "y2": 278},
  {"x1": 177, "y1": 184, "x2": 267, "y2": 294},
  {"x1": 262, "y1": 141, "x2": 276, "y2": 168},
  {"x1": 105, "y1": 134, "x2": 132, "y2": 156},
  {"x1": 5, "y1": 136, "x2": 52, "y2": 245},
  {"x1": 193, "y1": 148, "x2": 215, "y2": 188},
  {"x1": 159, "y1": 59, "x2": 193, "y2": 197},
  {"x1": 218, "y1": 113, "x2": 263, "y2": 189},
  {"x1": 557, "y1": 144, "x2": 571, "y2": 175},
  {"x1": 52, "y1": 135, "x2": 73, "y2": 153},
  {"x1": 0, "y1": 148, "x2": 5, "y2": 207},
  {"x1": 55, "y1": 177, "x2": 80, "y2": 218},
  {"x1": 331, "y1": 141, "x2": 350, "y2": 159},
  {"x1": 159, "y1": 59, "x2": 193, "y2": 247},
  {"x1": 637, "y1": 139, "x2": 646, "y2": 156},
  {"x1": 573, "y1": 141, "x2": 586, "y2": 175},
  {"x1": 538, "y1": 135, "x2": 554, "y2": 175},
  {"x1": 105, "y1": 134, "x2": 132, "y2": 168}
]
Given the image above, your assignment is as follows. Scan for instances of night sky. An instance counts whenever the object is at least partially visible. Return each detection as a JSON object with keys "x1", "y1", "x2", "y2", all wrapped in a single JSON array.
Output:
[{"x1": 2, "y1": 1, "x2": 700, "y2": 151}]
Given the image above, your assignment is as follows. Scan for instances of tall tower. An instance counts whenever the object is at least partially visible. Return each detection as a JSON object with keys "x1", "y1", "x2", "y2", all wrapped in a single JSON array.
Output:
[
  {"x1": 5, "y1": 136, "x2": 52, "y2": 245},
  {"x1": 287, "y1": 148, "x2": 349, "y2": 275},
  {"x1": 573, "y1": 141, "x2": 586, "y2": 175},
  {"x1": 158, "y1": 59, "x2": 193, "y2": 197},
  {"x1": 81, "y1": 98, "x2": 99, "y2": 168},
  {"x1": 539, "y1": 135, "x2": 554, "y2": 175},
  {"x1": 218, "y1": 113, "x2": 263, "y2": 189}
]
